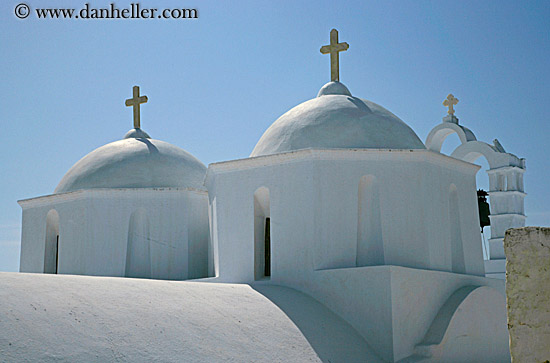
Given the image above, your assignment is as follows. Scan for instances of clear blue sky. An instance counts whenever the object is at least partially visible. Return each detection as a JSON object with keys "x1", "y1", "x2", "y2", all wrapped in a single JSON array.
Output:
[{"x1": 1, "y1": 0, "x2": 548, "y2": 271}]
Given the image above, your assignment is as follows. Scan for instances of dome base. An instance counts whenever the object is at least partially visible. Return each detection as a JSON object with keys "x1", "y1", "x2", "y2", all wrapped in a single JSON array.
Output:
[
  {"x1": 124, "y1": 128, "x2": 151, "y2": 139},
  {"x1": 317, "y1": 81, "x2": 352, "y2": 97}
]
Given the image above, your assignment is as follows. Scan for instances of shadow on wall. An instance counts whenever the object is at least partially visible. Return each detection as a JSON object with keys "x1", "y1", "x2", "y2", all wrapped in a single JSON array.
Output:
[
  {"x1": 251, "y1": 284, "x2": 384, "y2": 363},
  {"x1": 126, "y1": 208, "x2": 151, "y2": 278}
]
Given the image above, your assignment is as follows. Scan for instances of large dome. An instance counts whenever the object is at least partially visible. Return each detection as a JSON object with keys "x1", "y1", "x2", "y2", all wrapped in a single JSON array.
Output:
[
  {"x1": 55, "y1": 129, "x2": 206, "y2": 193},
  {"x1": 251, "y1": 82, "x2": 425, "y2": 157}
]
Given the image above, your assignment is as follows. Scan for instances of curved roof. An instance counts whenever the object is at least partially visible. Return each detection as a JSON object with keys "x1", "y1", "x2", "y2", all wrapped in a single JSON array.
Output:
[
  {"x1": 55, "y1": 129, "x2": 206, "y2": 193},
  {"x1": 0, "y1": 272, "x2": 383, "y2": 362},
  {"x1": 251, "y1": 82, "x2": 425, "y2": 157}
]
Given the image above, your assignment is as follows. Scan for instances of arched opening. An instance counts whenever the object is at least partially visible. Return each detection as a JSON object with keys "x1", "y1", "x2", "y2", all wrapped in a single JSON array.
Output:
[
  {"x1": 440, "y1": 132, "x2": 462, "y2": 157},
  {"x1": 425, "y1": 122, "x2": 476, "y2": 153},
  {"x1": 356, "y1": 175, "x2": 384, "y2": 266},
  {"x1": 44, "y1": 209, "x2": 59, "y2": 274},
  {"x1": 452, "y1": 149, "x2": 494, "y2": 261},
  {"x1": 430, "y1": 127, "x2": 525, "y2": 278},
  {"x1": 125, "y1": 208, "x2": 151, "y2": 278},
  {"x1": 475, "y1": 158, "x2": 491, "y2": 260},
  {"x1": 449, "y1": 185, "x2": 466, "y2": 273},
  {"x1": 254, "y1": 187, "x2": 270, "y2": 280}
]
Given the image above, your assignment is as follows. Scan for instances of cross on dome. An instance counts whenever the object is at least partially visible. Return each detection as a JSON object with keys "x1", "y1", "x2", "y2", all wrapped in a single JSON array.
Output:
[
  {"x1": 443, "y1": 94, "x2": 459, "y2": 115},
  {"x1": 320, "y1": 29, "x2": 349, "y2": 82},
  {"x1": 125, "y1": 86, "x2": 148, "y2": 129}
]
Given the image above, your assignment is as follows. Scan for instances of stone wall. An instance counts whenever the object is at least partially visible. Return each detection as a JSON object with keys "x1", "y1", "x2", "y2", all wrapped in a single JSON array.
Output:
[{"x1": 504, "y1": 227, "x2": 550, "y2": 363}]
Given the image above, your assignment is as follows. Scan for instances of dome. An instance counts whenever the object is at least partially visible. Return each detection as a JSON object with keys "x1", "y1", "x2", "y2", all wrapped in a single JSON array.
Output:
[
  {"x1": 251, "y1": 82, "x2": 426, "y2": 157},
  {"x1": 55, "y1": 128, "x2": 207, "y2": 193}
]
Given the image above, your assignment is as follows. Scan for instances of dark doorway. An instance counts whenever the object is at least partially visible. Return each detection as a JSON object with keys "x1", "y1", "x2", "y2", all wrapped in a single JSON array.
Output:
[
  {"x1": 55, "y1": 235, "x2": 59, "y2": 274},
  {"x1": 264, "y1": 218, "x2": 271, "y2": 277},
  {"x1": 254, "y1": 187, "x2": 270, "y2": 280},
  {"x1": 44, "y1": 209, "x2": 60, "y2": 274}
]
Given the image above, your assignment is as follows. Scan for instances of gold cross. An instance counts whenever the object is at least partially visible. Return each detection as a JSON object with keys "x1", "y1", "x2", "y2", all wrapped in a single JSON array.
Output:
[
  {"x1": 125, "y1": 86, "x2": 148, "y2": 129},
  {"x1": 320, "y1": 29, "x2": 349, "y2": 82},
  {"x1": 443, "y1": 94, "x2": 459, "y2": 115}
]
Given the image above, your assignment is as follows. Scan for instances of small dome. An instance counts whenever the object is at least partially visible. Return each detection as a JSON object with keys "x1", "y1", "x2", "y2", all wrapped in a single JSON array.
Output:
[
  {"x1": 317, "y1": 81, "x2": 352, "y2": 97},
  {"x1": 55, "y1": 130, "x2": 206, "y2": 193},
  {"x1": 251, "y1": 82, "x2": 425, "y2": 157},
  {"x1": 124, "y1": 128, "x2": 151, "y2": 139}
]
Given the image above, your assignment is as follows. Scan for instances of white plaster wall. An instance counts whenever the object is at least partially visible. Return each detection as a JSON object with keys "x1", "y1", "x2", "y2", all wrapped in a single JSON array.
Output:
[
  {"x1": 389, "y1": 267, "x2": 508, "y2": 361},
  {"x1": 20, "y1": 195, "x2": 87, "y2": 273},
  {"x1": 300, "y1": 266, "x2": 394, "y2": 361},
  {"x1": 310, "y1": 153, "x2": 482, "y2": 274},
  {"x1": 489, "y1": 192, "x2": 525, "y2": 216},
  {"x1": 258, "y1": 265, "x2": 507, "y2": 362},
  {"x1": 204, "y1": 149, "x2": 495, "y2": 361},
  {"x1": 19, "y1": 188, "x2": 209, "y2": 280},
  {"x1": 206, "y1": 149, "x2": 485, "y2": 283},
  {"x1": 20, "y1": 207, "x2": 48, "y2": 273},
  {"x1": 206, "y1": 159, "x2": 316, "y2": 282},
  {"x1": 491, "y1": 215, "x2": 527, "y2": 240}
]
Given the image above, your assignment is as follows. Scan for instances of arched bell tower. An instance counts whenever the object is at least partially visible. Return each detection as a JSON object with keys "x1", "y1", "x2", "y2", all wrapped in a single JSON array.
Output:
[{"x1": 426, "y1": 94, "x2": 526, "y2": 279}]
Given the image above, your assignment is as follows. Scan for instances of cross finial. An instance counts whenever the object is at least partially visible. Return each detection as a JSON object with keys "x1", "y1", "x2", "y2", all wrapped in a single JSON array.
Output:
[
  {"x1": 125, "y1": 86, "x2": 148, "y2": 129},
  {"x1": 320, "y1": 29, "x2": 349, "y2": 82},
  {"x1": 443, "y1": 94, "x2": 459, "y2": 115}
]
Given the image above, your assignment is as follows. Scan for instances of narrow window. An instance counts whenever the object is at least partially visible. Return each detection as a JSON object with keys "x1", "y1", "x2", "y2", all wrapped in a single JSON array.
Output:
[
  {"x1": 44, "y1": 210, "x2": 59, "y2": 274},
  {"x1": 55, "y1": 235, "x2": 59, "y2": 274},
  {"x1": 264, "y1": 217, "x2": 271, "y2": 277},
  {"x1": 254, "y1": 187, "x2": 270, "y2": 280}
]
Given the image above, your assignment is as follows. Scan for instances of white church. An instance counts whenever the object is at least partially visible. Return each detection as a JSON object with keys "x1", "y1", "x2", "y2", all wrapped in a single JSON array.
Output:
[{"x1": 14, "y1": 30, "x2": 526, "y2": 362}]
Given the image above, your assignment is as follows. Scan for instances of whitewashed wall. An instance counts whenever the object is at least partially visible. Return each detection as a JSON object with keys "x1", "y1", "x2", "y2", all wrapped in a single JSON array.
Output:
[
  {"x1": 205, "y1": 148, "x2": 507, "y2": 361},
  {"x1": 206, "y1": 148, "x2": 485, "y2": 284},
  {"x1": 19, "y1": 188, "x2": 209, "y2": 280}
]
